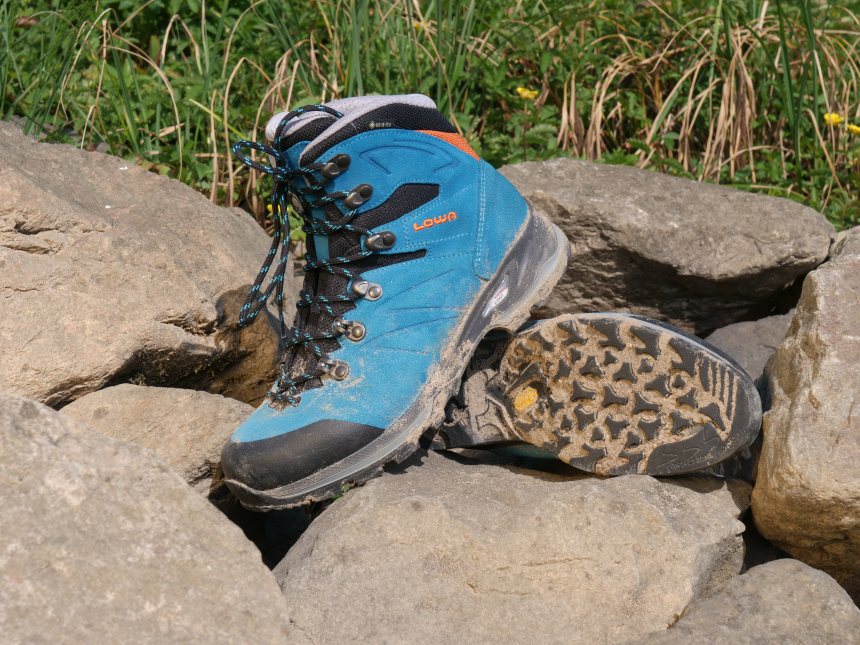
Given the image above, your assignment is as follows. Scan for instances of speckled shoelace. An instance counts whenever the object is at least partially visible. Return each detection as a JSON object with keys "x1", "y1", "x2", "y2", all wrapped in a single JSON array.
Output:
[{"x1": 232, "y1": 105, "x2": 378, "y2": 406}]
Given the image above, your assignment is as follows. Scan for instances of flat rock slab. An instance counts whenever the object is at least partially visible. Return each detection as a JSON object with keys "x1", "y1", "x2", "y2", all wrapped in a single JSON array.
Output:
[
  {"x1": 635, "y1": 559, "x2": 860, "y2": 644},
  {"x1": 0, "y1": 391, "x2": 295, "y2": 643},
  {"x1": 62, "y1": 384, "x2": 252, "y2": 491},
  {"x1": 0, "y1": 123, "x2": 293, "y2": 407},
  {"x1": 752, "y1": 226, "x2": 860, "y2": 600},
  {"x1": 705, "y1": 311, "x2": 794, "y2": 383},
  {"x1": 501, "y1": 159, "x2": 834, "y2": 334},
  {"x1": 275, "y1": 451, "x2": 750, "y2": 645}
]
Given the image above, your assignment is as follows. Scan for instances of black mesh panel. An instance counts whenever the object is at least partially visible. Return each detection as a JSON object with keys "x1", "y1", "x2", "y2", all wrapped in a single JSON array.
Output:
[
  {"x1": 275, "y1": 116, "x2": 335, "y2": 152},
  {"x1": 356, "y1": 183, "x2": 439, "y2": 230}
]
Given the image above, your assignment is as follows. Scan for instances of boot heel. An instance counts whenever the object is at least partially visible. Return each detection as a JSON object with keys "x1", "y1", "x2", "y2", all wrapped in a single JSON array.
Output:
[{"x1": 471, "y1": 207, "x2": 570, "y2": 334}]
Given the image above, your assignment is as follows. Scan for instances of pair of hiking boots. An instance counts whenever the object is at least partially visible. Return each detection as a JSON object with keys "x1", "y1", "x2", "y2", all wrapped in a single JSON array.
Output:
[{"x1": 222, "y1": 94, "x2": 762, "y2": 510}]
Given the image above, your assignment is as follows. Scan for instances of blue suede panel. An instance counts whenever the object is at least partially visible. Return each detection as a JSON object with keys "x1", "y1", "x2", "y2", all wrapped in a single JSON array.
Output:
[
  {"x1": 474, "y1": 162, "x2": 529, "y2": 278},
  {"x1": 233, "y1": 129, "x2": 528, "y2": 443}
]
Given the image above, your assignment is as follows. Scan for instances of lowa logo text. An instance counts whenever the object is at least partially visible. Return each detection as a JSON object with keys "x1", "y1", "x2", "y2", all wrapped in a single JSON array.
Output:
[{"x1": 413, "y1": 211, "x2": 457, "y2": 232}]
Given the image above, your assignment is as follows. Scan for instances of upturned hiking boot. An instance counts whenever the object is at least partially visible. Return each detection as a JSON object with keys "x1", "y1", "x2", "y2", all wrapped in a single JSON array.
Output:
[
  {"x1": 222, "y1": 95, "x2": 569, "y2": 509},
  {"x1": 437, "y1": 313, "x2": 762, "y2": 476}
]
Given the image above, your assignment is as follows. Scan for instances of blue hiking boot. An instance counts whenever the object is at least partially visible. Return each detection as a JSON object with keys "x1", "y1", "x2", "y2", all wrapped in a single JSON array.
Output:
[
  {"x1": 437, "y1": 313, "x2": 762, "y2": 477},
  {"x1": 222, "y1": 95, "x2": 570, "y2": 509}
]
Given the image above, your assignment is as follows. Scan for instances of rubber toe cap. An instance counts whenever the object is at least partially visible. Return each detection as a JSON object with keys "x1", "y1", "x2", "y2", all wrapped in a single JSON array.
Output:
[{"x1": 221, "y1": 419, "x2": 385, "y2": 494}]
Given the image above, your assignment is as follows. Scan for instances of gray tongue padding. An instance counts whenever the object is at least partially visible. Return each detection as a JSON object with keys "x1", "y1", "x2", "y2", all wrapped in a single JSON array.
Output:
[{"x1": 265, "y1": 94, "x2": 438, "y2": 164}]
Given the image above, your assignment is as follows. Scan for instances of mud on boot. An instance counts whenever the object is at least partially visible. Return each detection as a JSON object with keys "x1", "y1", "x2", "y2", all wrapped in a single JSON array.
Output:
[
  {"x1": 221, "y1": 94, "x2": 570, "y2": 509},
  {"x1": 438, "y1": 313, "x2": 762, "y2": 476}
]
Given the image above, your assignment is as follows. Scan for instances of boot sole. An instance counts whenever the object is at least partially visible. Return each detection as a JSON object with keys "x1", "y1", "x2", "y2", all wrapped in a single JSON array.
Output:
[
  {"x1": 490, "y1": 313, "x2": 762, "y2": 476},
  {"x1": 226, "y1": 208, "x2": 570, "y2": 509}
]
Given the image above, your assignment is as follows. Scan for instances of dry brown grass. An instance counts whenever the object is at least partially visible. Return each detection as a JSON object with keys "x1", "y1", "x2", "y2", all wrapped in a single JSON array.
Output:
[{"x1": 6, "y1": 0, "x2": 858, "y2": 228}]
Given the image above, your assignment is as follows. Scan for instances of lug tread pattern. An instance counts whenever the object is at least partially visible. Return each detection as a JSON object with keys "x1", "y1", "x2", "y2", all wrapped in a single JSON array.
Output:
[{"x1": 498, "y1": 315, "x2": 754, "y2": 476}]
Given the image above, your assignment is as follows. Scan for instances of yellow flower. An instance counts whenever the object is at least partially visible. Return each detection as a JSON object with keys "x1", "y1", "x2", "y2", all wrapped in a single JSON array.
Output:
[
  {"x1": 847, "y1": 124, "x2": 860, "y2": 135},
  {"x1": 516, "y1": 86, "x2": 539, "y2": 101},
  {"x1": 824, "y1": 113, "x2": 845, "y2": 126}
]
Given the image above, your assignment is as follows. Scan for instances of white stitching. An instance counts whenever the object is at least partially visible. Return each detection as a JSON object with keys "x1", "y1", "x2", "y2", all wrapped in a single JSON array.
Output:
[{"x1": 474, "y1": 161, "x2": 488, "y2": 277}]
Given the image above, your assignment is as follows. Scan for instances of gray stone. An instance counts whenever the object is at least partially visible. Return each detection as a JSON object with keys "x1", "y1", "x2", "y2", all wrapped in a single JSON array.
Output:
[
  {"x1": 0, "y1": 122, "x2": 295, "y2": 407},
  {"x1": 275, "y1": 451, "x2": 750, "y2": 645},
  {"x1": 752, "y1": 226, "x2": 860, "y2": 600},
  {"x1": 635, "y1": 559, "x2": 860, "y2": 644},
  {"x1": 0, "y1": 391, "x2": 296, "y2": 643},
  {"x1": 62, "y1": 384, "x2": 252, "y2": 491},
  {"x1": 501, "y1": 159, "x2": 834, "y2": 334},
  {"x1": 705, "y1": 311, "x2": 794, "y2": 382}
]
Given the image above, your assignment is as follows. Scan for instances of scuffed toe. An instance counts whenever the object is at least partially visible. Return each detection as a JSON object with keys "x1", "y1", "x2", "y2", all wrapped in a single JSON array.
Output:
[{"x1": 221, "y1": 419, "x2": 384, "y2": 497}]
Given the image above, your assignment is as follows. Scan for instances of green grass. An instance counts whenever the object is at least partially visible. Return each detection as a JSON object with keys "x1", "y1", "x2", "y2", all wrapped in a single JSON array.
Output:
[{"x1": 2, "y1": 0, "x2": 859, "y2": 231}]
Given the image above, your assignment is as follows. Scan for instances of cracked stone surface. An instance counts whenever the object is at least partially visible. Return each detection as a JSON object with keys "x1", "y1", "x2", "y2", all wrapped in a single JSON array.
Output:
[
  {"x1": 752, "y1": 225, "x2": 860, "y2": 600},
  {"x1": 274, "y1": 451, "x2": 750, "y2": 644},
  {"x1": 635, "y1": 560, "x2": 860, "y2": 644},
  {"x1": 62, "y1": 384, "x2": 252, "y2": 492},
  {"x1": 0, "y1": 391, "x2": 297, "y2": 643},
  {"x1": 501, "y1": 159, "x2": 834, "y2": 334},
  {"x1": 0, "y1": 122, "x2": 294, "y2": 407}
]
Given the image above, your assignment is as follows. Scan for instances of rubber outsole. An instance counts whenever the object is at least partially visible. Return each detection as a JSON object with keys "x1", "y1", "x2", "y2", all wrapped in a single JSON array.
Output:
[
  {"x1": 440, "y1": 313, "x2": 762, "y2": 477},
  {"x1": 225, "y1": 208, "x2": 571, "y2": 509}
]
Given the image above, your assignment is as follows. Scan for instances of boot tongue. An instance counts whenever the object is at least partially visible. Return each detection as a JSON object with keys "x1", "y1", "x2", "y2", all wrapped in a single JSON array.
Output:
[
  {"x1": 263, "y1": 109, "x2": 350, "y2": 400},
  {"x1": 266, "y1": 113, "x2": 338, "y2": 268}
]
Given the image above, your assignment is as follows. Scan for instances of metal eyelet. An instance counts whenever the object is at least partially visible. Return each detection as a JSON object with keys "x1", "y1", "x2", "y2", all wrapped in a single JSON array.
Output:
[
  {"x1": 321, "y1": 153, "x2": 351, "y2": 179},
  {"x1": 351, "y1": 280, "x2": 383, "y2": 300},
  {"x1": 365, "y1": 231, "x2": 396, "y2": 251},
  {"x1": 318, "y1": 357, "x2": 349, "y2": 381},
  {"x1": 344, "y1": 184, "x2": 373, "y2": 209},
  {"x1": 335, "y1": 319, "x2": 366, "y2": 342},
  {"x1": 289, "y1": 193, "x2": 305, "y2": 215}
]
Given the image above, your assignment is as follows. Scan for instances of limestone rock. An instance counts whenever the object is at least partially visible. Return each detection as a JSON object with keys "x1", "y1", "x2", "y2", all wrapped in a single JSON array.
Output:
[
  {"x1": 275, "y1": 451, "x2": 750, "y2": 644},
  {"x1": 0, "y1": 391, "x2": 295, "y2": 643},
  {"x1": 752, "y1": 226, "x2": 860, "y2": 599},
  {"x1": 705, "y1": 311, "x2": 794, "y2": 383},
  {"x1": 636, "y1": 559, "x2": 860, "y2": 644},
  {"x1": 62, "y1": 384, "x2": 252, "y2": 491},
  {"x1": 0, "y1": 122, "x2": 294, "y2": 407},
  {"x1": 501, "y1": 159, "x2": 833, "y2": 333}
]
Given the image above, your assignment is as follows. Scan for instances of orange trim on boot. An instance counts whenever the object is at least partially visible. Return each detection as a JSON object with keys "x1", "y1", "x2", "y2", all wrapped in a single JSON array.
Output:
[{"x1": 418, "y1": 130, "x2": 480, "y2": 160}]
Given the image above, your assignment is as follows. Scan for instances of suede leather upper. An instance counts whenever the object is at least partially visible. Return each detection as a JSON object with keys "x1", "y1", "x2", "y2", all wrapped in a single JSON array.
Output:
[{"x1": 229, "y1": 123, "x2": 527, "y2": 469}]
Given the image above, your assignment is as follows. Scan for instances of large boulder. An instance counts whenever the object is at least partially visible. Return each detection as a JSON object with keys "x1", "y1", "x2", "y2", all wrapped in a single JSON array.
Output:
[
  {"x1": 0, "y1": 122, "x2": 293, "y2": 407},
  {"x1": 704, "y1": 311, "x2": 794, "y2": 383},
  {"x1": 0, "y1": 391, "x2": 295, "y2": 643},
  {"x1": 501, "y1": 159, "x2": 834, "y2": 334},
  {"x1": 752, "y1": 226, "x2": 860, "y2": 599},
  {"x1": 635, "y1": 559, "x2": 860, "y2": 644},
  {"x1": 62, "y1": 384, "x2": 252, "y2": 492},
  {"x1": 275, "y1": 451, "x2": 749, "y2": 644}
]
